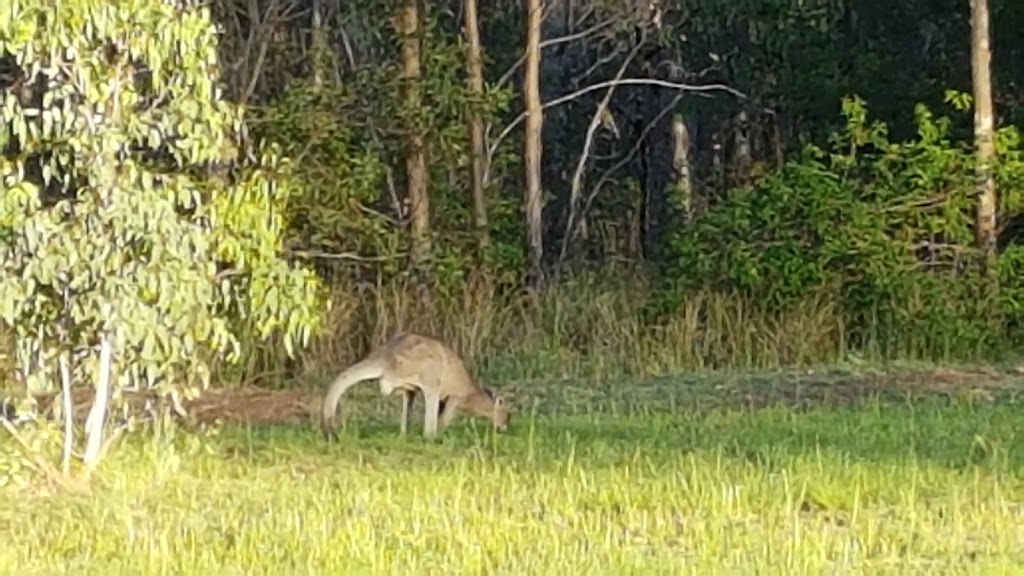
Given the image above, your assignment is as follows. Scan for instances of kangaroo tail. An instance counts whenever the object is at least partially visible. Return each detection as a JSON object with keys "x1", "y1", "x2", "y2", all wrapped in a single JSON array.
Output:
[{"x1": 320, "y1": 357, "x2": 386, "y2": 440}]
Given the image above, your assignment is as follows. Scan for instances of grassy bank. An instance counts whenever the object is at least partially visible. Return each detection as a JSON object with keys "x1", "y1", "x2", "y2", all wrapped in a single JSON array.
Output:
[{"x1": 3, "y1": 371, "x2": 1023, "y2": 573}]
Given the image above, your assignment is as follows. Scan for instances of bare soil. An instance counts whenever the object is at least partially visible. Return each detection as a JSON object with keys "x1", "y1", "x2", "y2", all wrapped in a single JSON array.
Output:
[{"x1": 187, "y1": 387, "x2": 318, "y2": 425}]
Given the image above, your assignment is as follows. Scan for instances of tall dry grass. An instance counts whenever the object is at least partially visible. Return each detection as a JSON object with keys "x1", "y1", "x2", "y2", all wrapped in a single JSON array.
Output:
[
  {"x1": 3, "y1": 263, "x2": 977, "y2": 395},
  {"x1": 231, "y1": 265, "x2": 850, "y2": 388}
]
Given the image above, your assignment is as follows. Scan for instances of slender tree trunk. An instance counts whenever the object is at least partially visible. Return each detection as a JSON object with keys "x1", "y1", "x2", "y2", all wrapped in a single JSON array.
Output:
[
  {"x1": 523, "y1": 0, "x2": 544, "y2": 286},
  {"x1": 970, "y1": 0, "x2": 997, "y2": 274},
  {"x1": 58, "y1": 350, "x2": 74, "y2": 474},
  {"x1": 398, "y1": 0, "x2": 431, "y2": 268},
  {"x1": 671, "y1": 114, "x2": 694, "y2": 224},
  {"x1": 710, "y1": 124, "x2": 725, "y2": 194},
  {"x1": 770, "y1": 113, "x2": 785, "y2": 168},
  {"x1": 464, "y1": 0, "x2": 490, "y2": 255},
  {"x1": 310, "y1": 0, "x2": 326, "y2": 89},
  {"x1": 83, "y1": 333, "x2": 113, "y2": 472},
  {"x1": 731, "y1": 109, "x2": 752, "y2": 187}
]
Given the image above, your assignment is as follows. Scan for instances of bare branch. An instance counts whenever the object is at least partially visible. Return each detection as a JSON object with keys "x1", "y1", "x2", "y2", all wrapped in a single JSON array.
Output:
[
  {"x1": 578, "y1": 92, "x2": 686, "y2": 238},
  {"x1": 484, "y1": 78, "x2": 748, "y2": 184},
  {"x1": 495, "y1": 18, "x2": 617, "y2": 89},
  {"x1": 570, "y1": 42, "x2": 626, "y2": 88},
  {"x1": 229, "y1": 0, "x2": 308, "y2": 106},
  {"x1": 541, "y1": 17, "x2": 615, "y2": 49},
  {"x1": 287, "y1": 249, "x2": 406, "y2": 263},
  {"x1": 239, "y1": 0, "x2": 276, "y2": 106},
  {"x1": 357, "y1": 202, "x2": 401, "y2": 225},
  {"x1": 557, "y1": 37, "x2": 645, "y2": 272}
]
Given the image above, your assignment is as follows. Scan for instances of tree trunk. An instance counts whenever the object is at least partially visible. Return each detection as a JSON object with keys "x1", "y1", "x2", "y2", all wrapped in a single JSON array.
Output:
[
  {"x1": 398, "y1": 0, "x2": 431, "y2": 268},
  {"x1": 463, "y1": 0, "x2": 490, "y2": 254},
  {"x1": 671, "y1": 113, "x2": 694, "y2": 224},
  {"x1": 58, "y1": 350, "x2": 74, "y2": 475},
  {"x1": 523, "y1": 0, "x2": 545, "y2": 286},
  {"x1": 310, "y1": 0, "x2": 326, "y2": 89},
  {"x1": 970, "y1": 0, "x2": 997, "y2": 274},
  {"x1": 710, "y1": 123, "x2": 726, "y2": 196},
  {"x1": 83, "y1": 333, "x2": 114, "y2": 472},
  {"x1": 731, "y1": 109, "x2": 752, "y2": 187}
]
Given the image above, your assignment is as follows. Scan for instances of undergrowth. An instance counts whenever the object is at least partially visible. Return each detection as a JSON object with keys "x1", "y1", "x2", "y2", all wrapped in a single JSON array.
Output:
[{"x1": 225, "y1": 265, "x2": 1019, "y2": 392}]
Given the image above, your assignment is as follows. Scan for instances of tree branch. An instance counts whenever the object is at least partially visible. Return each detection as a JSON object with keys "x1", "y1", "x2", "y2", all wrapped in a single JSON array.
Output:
[
  {"x1": 234, "y1": 0, "x2": 307, "y2": 106},
  {"x1": 484, "y1": 78, "x2": 748, "y2": 183},
  {"x1": 570, "y1": 42, "x2": 626, "y2": 88},
  {"x1": 557, "y1": 36, "x2": 646, "y2": 273},
  {"x1": 286, "y1": 249, "x2": 406, "y2": 263},
  {"x1": 578, "y1": 92, "x2": 686, "y2": 237},
  {"x1": 495, "y1": 18, "x2": 618, "y2": 89},
  {"x1": 239, "y1": 0, "x2": 276, "y2": 107}
]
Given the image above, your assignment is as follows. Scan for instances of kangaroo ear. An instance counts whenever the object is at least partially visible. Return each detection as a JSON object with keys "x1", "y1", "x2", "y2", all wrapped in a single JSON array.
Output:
[{"x1": 484, "y1": 388, "x2": 503, "y2": 406}]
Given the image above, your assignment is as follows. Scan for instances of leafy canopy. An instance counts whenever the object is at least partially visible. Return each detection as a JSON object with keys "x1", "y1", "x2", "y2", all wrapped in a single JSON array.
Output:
[{"x1": 0, "y1": 0, "x2": 323, "y2": 401}]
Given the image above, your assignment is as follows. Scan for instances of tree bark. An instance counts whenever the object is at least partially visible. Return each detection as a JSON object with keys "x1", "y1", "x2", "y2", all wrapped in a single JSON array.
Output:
[
  {"x1": 310, "y1": 0, "x2": 326, "y2": 89},
  {"x1": 970, "y1": 0, "x2": 997, "y2": 274},
  {"x1": 523, "y1": 0, "x2": 545, "y2": 286},
  {"x1": 731, "y1": 109, "x2": 752, "y2": 187},
  {"x1": 398, "y1": 0, "x2": 431, "y2": 268},
  {"x1": 464, "y1": 0, "x2": 490, "y2": 254},
  {"x1": 83, "y1": 333, "x2": 113, "y2": 472},
  {"x1": 671, "y1": 113, "x2": 694, "y2": 224}
]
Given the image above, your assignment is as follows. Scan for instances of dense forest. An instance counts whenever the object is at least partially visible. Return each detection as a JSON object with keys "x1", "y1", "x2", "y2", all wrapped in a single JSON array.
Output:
[
  {"x1": 227, "y1": 0, "x2": 1015, "y2": 373},
  {"x1": 2, "y1": 0, "x2": 1024, "y2": 459}
]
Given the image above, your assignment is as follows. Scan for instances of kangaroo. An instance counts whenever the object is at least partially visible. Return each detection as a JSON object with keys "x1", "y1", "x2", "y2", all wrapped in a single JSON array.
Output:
[{"x1": 320, "y1": 332, "x2": 511, "y2": 440}]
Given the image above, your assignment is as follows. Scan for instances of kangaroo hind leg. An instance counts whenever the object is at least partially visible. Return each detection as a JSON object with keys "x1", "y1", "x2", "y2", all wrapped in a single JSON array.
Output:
[
  {"x1": 400, "y1": 389, "x2": 417, "y2": 435},
  {"x1": 422, "y1": 390, "x2": 441, "y2": 440}
]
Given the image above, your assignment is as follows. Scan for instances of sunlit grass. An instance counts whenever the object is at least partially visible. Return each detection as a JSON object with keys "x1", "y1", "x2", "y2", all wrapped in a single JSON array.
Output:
[{"x1": 3, "y1": 373, "x2": 1024, "y2": 573}]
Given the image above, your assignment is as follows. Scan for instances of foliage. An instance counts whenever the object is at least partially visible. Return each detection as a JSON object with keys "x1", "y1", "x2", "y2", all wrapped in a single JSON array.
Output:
[
  {"x1": 247, "y1": 5, "x2": 521, "y2": 291},
  {"x1": 249, "y1": 80, "x2": 402, "y2": 274},
  {"x1": 663, "y1": 96, "x2": 1024, "y2": 359},
  {"x1": 0, "y1": 0, "x2": 322, "y2": 466}
]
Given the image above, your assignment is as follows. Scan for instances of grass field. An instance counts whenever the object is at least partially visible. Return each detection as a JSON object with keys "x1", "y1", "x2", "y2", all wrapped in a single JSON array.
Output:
[{"x1": 2, "y1": 367, "x2": 1024, "y2": 574}]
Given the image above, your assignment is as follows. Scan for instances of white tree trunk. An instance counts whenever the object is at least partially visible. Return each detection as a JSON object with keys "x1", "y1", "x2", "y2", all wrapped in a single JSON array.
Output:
[{"x1": 83, "y1": 334, "x2": 114, "y2": 471}]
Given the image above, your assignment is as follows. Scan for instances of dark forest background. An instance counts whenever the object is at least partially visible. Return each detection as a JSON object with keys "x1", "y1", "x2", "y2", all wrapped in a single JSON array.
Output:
[{"x1": 3, "y1": 0, "x2": 1024, "y2": 396}]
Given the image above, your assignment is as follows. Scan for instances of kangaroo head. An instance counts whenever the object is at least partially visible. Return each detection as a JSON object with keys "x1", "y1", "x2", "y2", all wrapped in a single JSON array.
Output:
[{"x1": 482, "y1": 387, "x2": 511, "y2": 432}]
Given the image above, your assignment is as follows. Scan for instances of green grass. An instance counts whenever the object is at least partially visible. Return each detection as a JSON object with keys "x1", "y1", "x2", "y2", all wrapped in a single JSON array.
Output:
[{"x1": 3, "y1": 371, "x2": 1024, "y2": 574}]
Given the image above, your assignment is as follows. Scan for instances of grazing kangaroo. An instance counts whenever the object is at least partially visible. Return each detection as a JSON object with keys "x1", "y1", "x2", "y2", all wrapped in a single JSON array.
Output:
[{"x1": 320, "y1": 332, "x2": 511, "y2": 440}]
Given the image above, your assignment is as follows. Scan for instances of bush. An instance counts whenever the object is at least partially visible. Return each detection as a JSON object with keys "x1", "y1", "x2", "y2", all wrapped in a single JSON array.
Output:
[{"x1": 662, "y1": 96, "x2": 1024, "y2": 361}]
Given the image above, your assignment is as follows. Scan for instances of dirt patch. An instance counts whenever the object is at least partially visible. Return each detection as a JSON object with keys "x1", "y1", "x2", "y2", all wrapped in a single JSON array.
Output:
[
  {"x1": 6, "y1": 387, "x2": 319, "y2": 428},
  {"x1": 187, "y1": 388, "x2": 317, "y2": 426}
]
